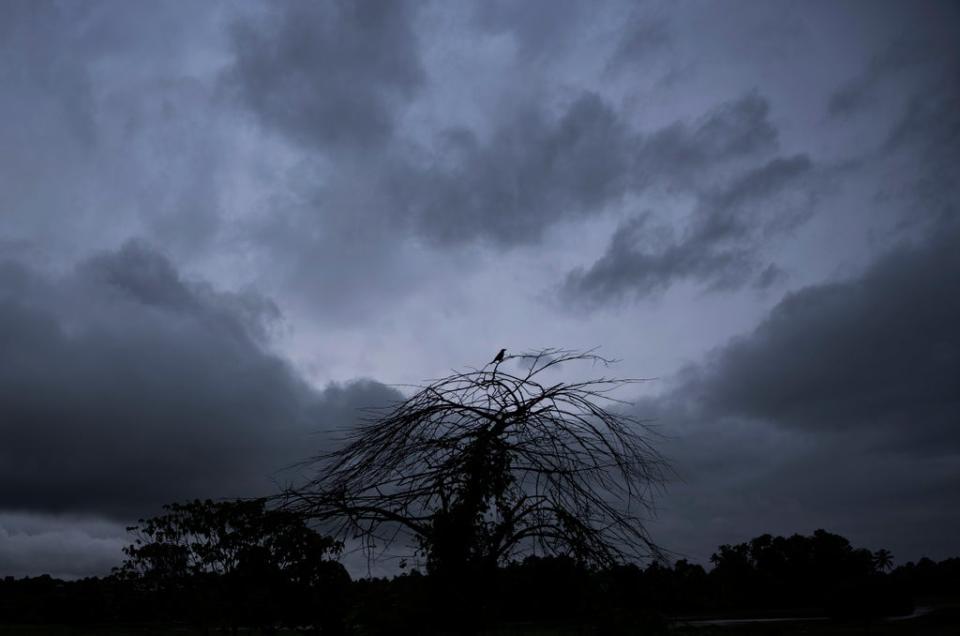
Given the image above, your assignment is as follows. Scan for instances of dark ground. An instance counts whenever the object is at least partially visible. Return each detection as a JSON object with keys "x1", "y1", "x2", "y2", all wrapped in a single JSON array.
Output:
[{"x1": 2, "y1": 606, "x2": 959, "y2": 636}]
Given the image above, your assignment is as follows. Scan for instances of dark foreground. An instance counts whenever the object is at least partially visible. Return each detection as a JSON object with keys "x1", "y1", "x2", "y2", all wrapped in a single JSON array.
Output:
[
  {"x1": 1, "y1": 607, "x2": 959, "y2": 636},
  {"x1": 3, "y1": 530, "x2": 958, "y2": 635},
  {"x1": 670, "y1": 605, "x2": 960, "y2": 635}
]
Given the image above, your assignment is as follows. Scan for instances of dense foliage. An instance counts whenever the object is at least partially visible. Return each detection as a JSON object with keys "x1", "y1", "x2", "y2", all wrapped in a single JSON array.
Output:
[
  {"x1": 2, "y1": 528, "x2": 958, "y2": 633},
  {"x1": 115, "y1": 498, "x2": 349, "y2": 633}
]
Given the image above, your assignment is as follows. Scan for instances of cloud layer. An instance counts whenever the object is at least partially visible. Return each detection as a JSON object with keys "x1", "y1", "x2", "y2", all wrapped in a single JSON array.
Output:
[
  {"x1": 228, "y1": 0, "x2": 424, "y2": 151},
  {"x1": 646, "y1": 221, "x2": 960, "y2": 562},
  {"x1": 2, "y1": 0, "x2": 959, "y2": 577},
  {"x1": 0, "y1": 242, "x2": 399, "y2": 520}
]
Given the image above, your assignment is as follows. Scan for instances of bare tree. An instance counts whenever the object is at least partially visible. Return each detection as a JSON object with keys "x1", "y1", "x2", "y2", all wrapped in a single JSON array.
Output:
[{"x1": 284, "y1": 349, "x2": 667, "y2": 578}]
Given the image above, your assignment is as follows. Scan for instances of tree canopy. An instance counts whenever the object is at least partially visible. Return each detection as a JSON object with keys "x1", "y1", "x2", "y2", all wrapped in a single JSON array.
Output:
[
  {"x1": 117, "y1": 498, "x2": 343, "y2": 582},
  {"x1": 284, "y1": 349, "x2": 668, "y2": 576},
  {"x1": 116, "y1": 498, "x2": 349, "y2": 631}
]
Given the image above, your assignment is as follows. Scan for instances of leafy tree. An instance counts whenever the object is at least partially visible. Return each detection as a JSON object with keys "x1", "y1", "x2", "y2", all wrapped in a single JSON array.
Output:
[
  {"x1": 117, "y1": 498, "x2": 348, "y2": 632},
  {"x1": 873, "y1": 548, "x2": 894, "y2": 572},
  {"x1": 118, "y1": 498, "x2": 343, "y2": 579},
  {"x1": 284, "y1": 349, "x2": 667, "y2": 617},
  {"x1": 708, "y1": 529, "x2": 906, "y2": 615}
]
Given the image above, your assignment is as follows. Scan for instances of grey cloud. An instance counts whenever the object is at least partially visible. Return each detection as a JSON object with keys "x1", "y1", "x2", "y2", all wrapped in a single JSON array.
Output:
[
  {"x1": 0, "y1": 1, "x2": 100, "y2": 244},
  {"x1": 227, "y1": 0, "x2": 424, "y2": 151},
  {"x1": 225, "y1": 0, "x2": 782, "y2": 258},
  {"x1": 231, "y1": 180, "x2": 429, "y2": 324},
  {"x1": 821, "y1": 3, "x2": 959, "y2": 241},
  {"x1": 644, "y1": 225, "x2": 960, "y2": 561},
  {"x1": 605, "y1": 14, "x2": 670, "y2": 75},
  {"x1": 1, "y1": 1, "x2": 958, "y2": 576},
  {"x1": 884, "y1": 78, "x2": 960, "y2": 157},
  {"x1": 695, "y1": 223, "x2": 960, "y2": 446},
  {"x1": 472, "y1": 0, "x2": 589, "y2": 61},
  {"x1": 0, "y1": 242, "x2": 401, "y2": 520},
  {"x1": 0, "y1": 0, "x2": 237, "y2": 268},
  {"x1": 381, "y1": 91, "x2": 781, "y2": 247},
  {"x1": 0, "y1": 513, "x2": 127, "y2": 579},
  {"x1": 650, "y1": 413, "x2": 960, "y2": 564},
  {"x1": 385, "y1": 92, "x2": 634, "y2": 245},
  {"x1": 827, "y1": 1, "x2": 959, "y2": 121},
  {"x1": 79, "y1": 242, "x2": 282, "y2": 342},
  {"x1": 82, "y1": 242, "x2": 205, "y2": 312},
  {"x1": 828, "y1": 38, "x2": 934, "y2": 118},
  {"x1": 880, "y1": 74, "x2": 960, "y2": 234},
  {"x1": 752, "y1": 263, "x2": 787, "y2": 290},
  {"x1": 561, "y1": 155, "x2": 813, "y2": 304},
  {"x1": 0, "y1": 1, "x2": 98, "y2": 144},
  {"x1": 635, "y1": 92, "x2": 779, "y2": 189},
  {"x1": 559, "y1": 213, "x2": 750, "y2": 304},
  {"x1": 216, "y1": 70, "x2": 786, "y2": 317},
  {"x1": 221, "y1": 87, "x2": 788, "y2": 322}
]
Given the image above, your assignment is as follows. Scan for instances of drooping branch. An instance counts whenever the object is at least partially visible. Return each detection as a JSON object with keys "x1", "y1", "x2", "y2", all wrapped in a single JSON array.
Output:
[{"x1": 282, "y1": 348, "x2": 668, "y2": 571}]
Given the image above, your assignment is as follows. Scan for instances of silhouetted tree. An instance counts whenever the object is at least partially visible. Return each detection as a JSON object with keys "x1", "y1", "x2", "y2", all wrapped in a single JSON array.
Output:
[
  {"x1": 873, "y1": 548, "x2": 894, "y2": 572},
  {"x1": 285, "y1": 349, "x2": 666, "y2": 624},
  {"x1": 117, "y1": 498, "x2": 348, "y2": 632},
  {"x1": 707, "y1": 529, "x2": 911, "y2": 617}
]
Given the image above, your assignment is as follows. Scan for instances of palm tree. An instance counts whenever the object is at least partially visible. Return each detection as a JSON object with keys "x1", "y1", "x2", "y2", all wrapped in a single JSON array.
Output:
[{"x1": 873, "y1": 548, "x2": 894, "y2": 572}]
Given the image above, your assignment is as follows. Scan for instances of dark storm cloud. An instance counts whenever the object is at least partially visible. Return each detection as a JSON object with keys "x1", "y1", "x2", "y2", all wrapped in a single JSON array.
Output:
[
  {"x1": 826, "y1": 0, "x2": 958, "y2": 122},
  {"x1": 635, "y1": 92, "x2": 779, "y2": 188},
  {"x1": 0, "y1": 242, "x2": 400, "y2": 520},
  {"x1": 692, "y1": 223, "x2": 960, "y2": 447},
  {"x1": 822, "y1": 4, "x2": 959, "y2": 239},
  {"x1": 223, "y1": 3, "x2": 784, "y2": 253},
  {"x1": 561, "y1": 154, "x2": 813, "y2": 304},
  {"x1": 646, "y1": 224, "x2": 960, "y2": 561},
  {"x1": 879, "y1": 73, "x2": 960, "y2": 234},
  {"x1": 827, "y1": 38, "x2": 933, "y2": 118},
  {"x1": 232, "y1": 91, "x2": 640, "y2": 302},
  {"x1": 379, "y1": 91, "x2": 782, "y2": 247},
  {"x1": 385, "y1": 92, "x2": 634, "y2": 245},
  {"x1": 220, "y1": 3, "x2": 805, "y2": 314},
  {"x1": 227, "y1": 0, "x2": 424, "y2": 151}
]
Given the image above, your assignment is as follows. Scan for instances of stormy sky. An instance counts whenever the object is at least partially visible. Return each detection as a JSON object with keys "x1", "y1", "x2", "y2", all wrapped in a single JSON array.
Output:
[{"x1": 1, "y1": 0, "x2": 958, "y2": 578}]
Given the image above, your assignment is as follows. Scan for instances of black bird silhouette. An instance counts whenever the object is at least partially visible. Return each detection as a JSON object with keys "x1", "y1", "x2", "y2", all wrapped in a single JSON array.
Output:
[{"x1": 491, "y1": 348, "x2": 506, "y2": 365}]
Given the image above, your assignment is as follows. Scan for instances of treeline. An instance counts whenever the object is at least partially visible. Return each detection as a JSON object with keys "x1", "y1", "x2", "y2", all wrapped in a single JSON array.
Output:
[
  {"x1": 1, "y1": 529, "x2": 958, "y2": 633},
  {"x1": 329, "y1": 536, "x2": 960, "y2": 632}
]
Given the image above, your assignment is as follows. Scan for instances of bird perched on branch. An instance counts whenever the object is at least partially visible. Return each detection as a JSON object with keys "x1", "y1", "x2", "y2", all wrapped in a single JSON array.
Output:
[{"x1": 491, "y1": 348, "x2": 506, "y2": 365}]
